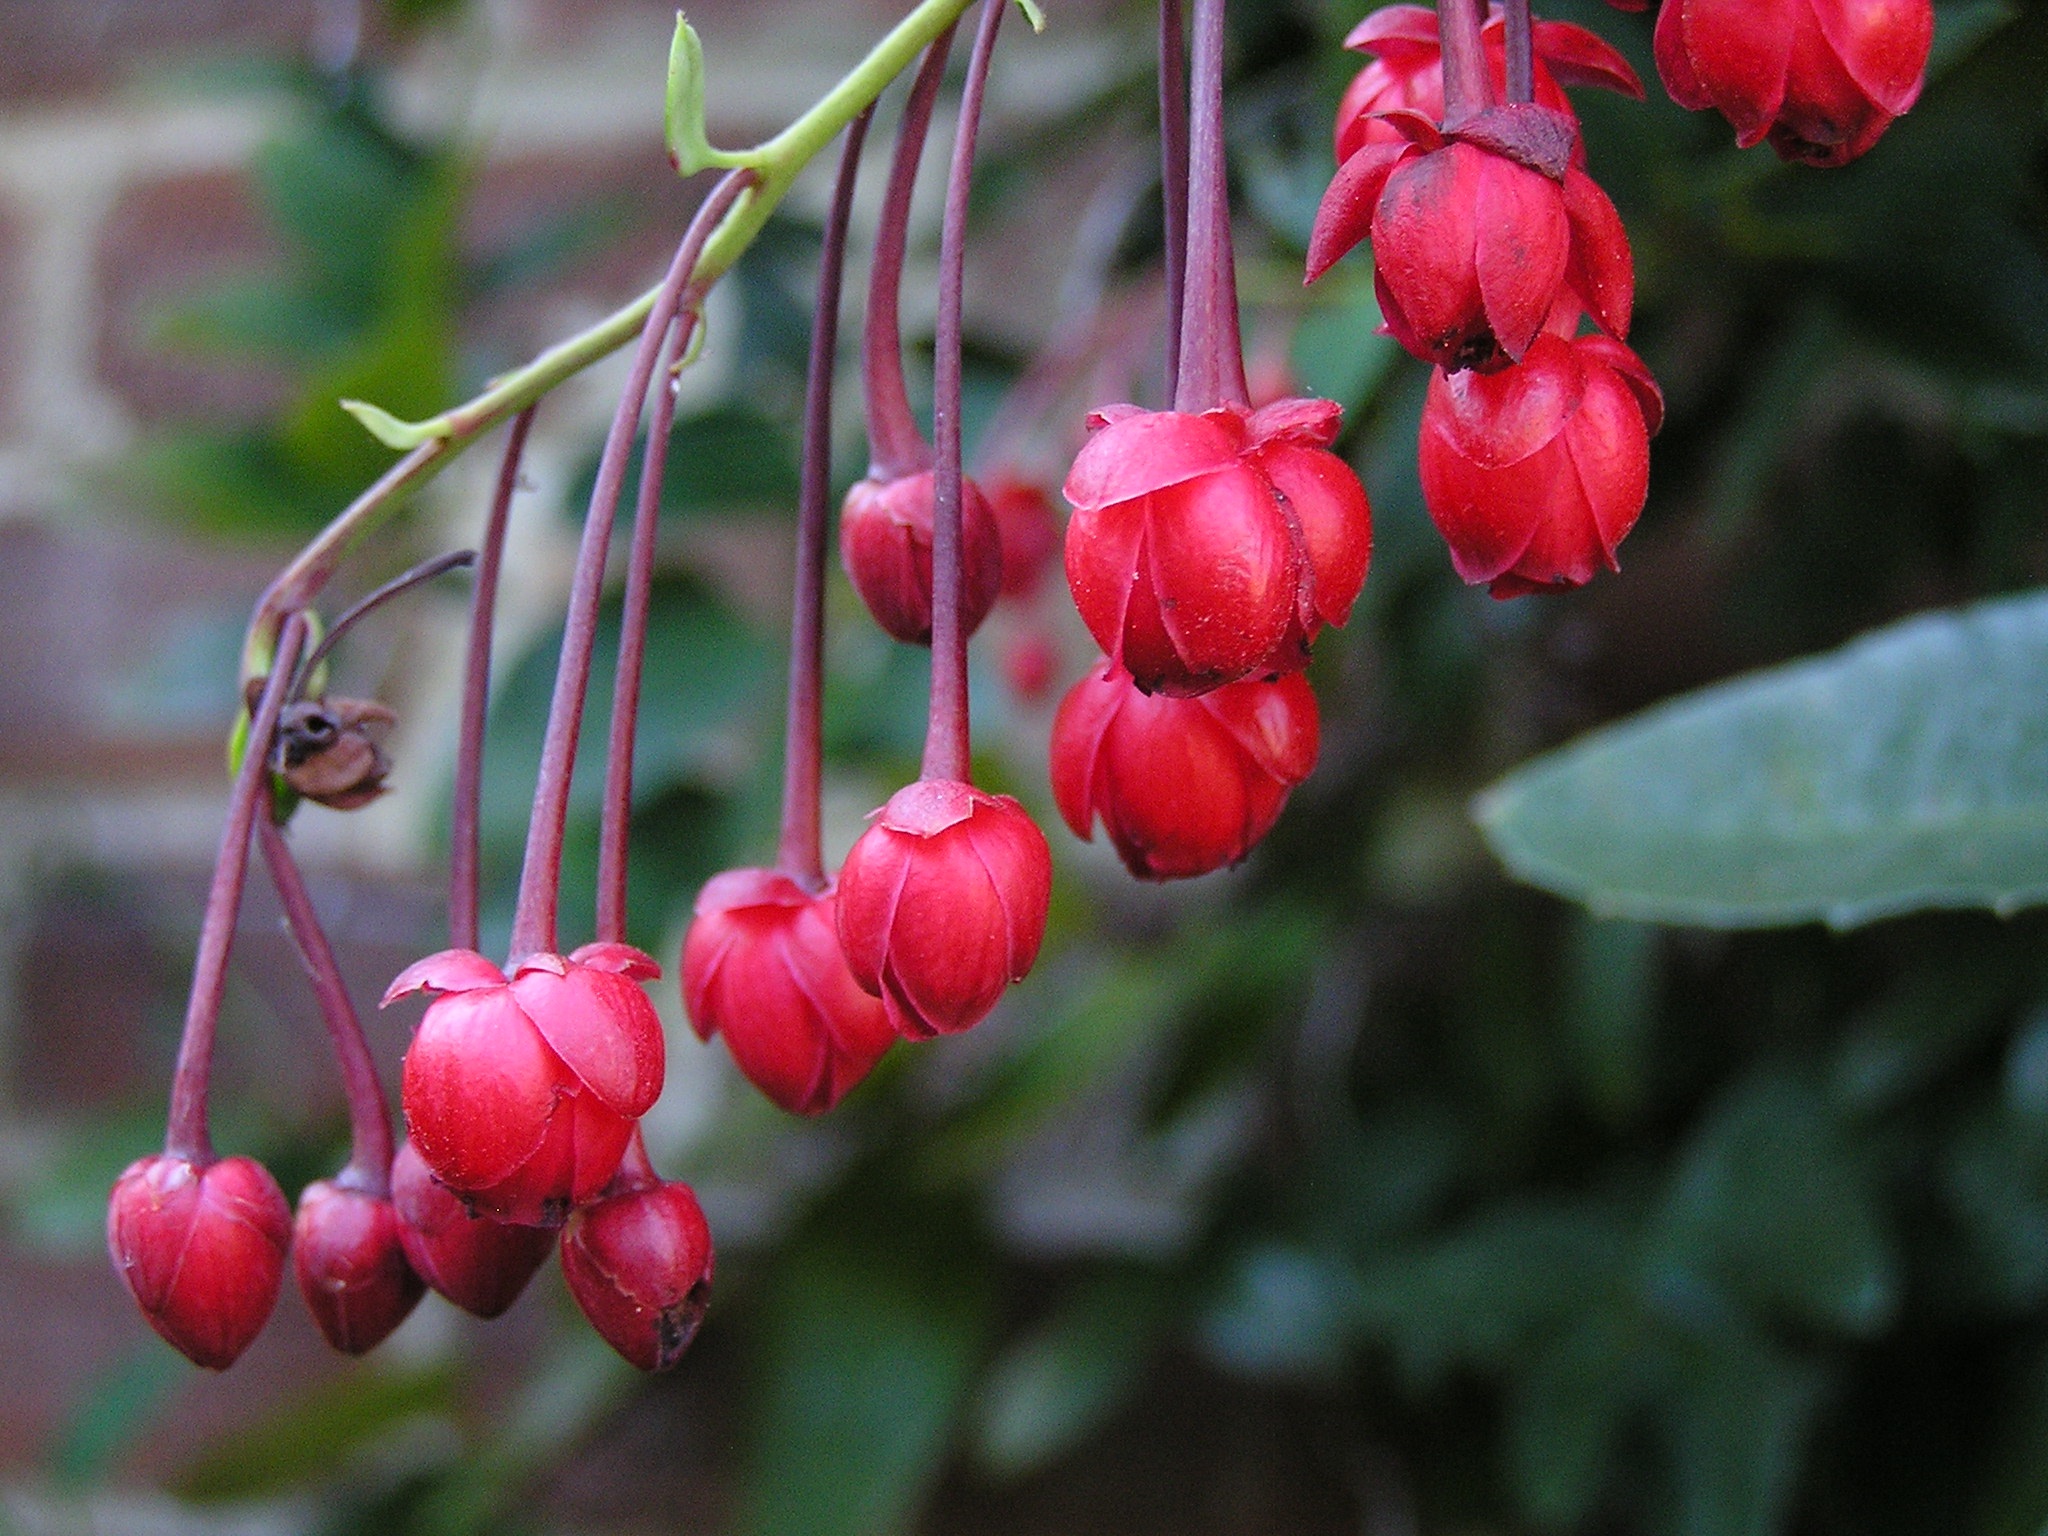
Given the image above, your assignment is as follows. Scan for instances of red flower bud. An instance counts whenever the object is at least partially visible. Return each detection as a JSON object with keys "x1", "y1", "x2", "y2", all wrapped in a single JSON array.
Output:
[
  {"x1": 560, "y1": 1177, "x2": 714, "y2": 1373},
  {"x1": 389, "y1": 1139, "x2": 554, "y2": 1319},
  {"x1": 985, "y1": 472, "x2": 1063, "y2": 600},
  {"x1": 1063, "y1": 401, "x2": 1369, "y2": 695},
  {"x1": 836, "y1": 780, "x2": 1052, "y2": 1039},
  {"x1": 1051, "y1": 660, "x2": 1320, "y2": 880},
  {"x1": 384, "y1": 943, "x2": 665, "y2": 1227},
  {"x1": 292, "y1": 1180, "x2": 425, "y2": 1355},
  {"x1": 1001, "y1": 626, "x2": 1062, "y2": 705},
  {"x1": 1417, "y1": 331, "x2": 1662, "y2": 597},
  {"x1": 1334, "y1": 6, "x2": 1642, "y2": 163},
  {"x1": 1654, "y1": 0, "x2": 1931, "y2": 167},
  {"x1": 1309, "y1": 109, "x2": 1633, "y2": 373},
  {"x1": 107, "y1": 1153, "x2": 291, "y2": 1370},
  {"x1": 840, "y1": 470, "x2": 1005, "y2": 645},
  {"x1": 681, "y1": 869, "x2": 894, "y2": 1116}
]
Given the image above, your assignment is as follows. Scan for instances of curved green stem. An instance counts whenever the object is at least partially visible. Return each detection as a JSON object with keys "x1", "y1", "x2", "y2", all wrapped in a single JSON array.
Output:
[{"x1": 240, "y1": 0, "x2": 983, "y2": 686}]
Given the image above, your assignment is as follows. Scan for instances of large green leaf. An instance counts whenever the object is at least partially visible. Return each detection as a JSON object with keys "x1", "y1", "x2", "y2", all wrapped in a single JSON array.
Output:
[{"x1": 1475, "y1": 588, "x2": 2048, "y2": 929}]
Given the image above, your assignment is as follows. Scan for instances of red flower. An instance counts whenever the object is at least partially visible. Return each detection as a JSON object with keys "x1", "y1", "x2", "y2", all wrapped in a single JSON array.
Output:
[
  {"x1": 1309, "y1": 108, "x2": 1633, "y2": 373},
  {"x1": 292, "y1": 1180, "x2": 424, "y2": 1355},
  {"x1": 107, "y1": 1152, "x2": 291, "y2": 1370},
  {"x1": 1062, "y1": 399, "x2": 1369, "y2": 696},
  {"x1": 384, "y1": 942, "x2": 665, "y2": 1227},
  {"x1": 840, "y1": 470, "x2": 1004, "y2": 645},
  {"x1": 681, "y1": 869, "x2": 895, "y2": 1116},
  {"x1": 560, "y1": 1176, "x2": 714, "y2": 1373},
  {"x1": 1654, "y1": 0, "x2": 1931, "y2": 167},
  {"x1": 1334, "y1": 5, "x2": 1642, "y2": 163},
  {"x1": 1417, "y1": 330, "x2": 1662, "y2": 597},
  {"x1": 1051, "y1": 660, "x2": 1320, "y2": 880},
  {"x1": 984, "y1": 472, "x2": 1062, "y2": 600},
  {"x1": 836, "y1": 779, "x2": 1052, "y2": 1039},
  {"x1": 389, "y1": 1139, "x2": 554, "y2": 1319}
]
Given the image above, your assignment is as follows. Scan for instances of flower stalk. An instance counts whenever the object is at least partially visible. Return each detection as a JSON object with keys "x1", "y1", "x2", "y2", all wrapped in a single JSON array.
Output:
[{"x1": 1171, "y1": 0, "x2": 1249, "y2": 414}]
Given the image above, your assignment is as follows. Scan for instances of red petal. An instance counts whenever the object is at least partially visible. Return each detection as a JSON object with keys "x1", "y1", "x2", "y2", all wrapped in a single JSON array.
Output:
[
  {"x1": 1246, "y1": 395, "x2": 1344, "y2": 448},
  {"x1": 569, "y1": 941, "x2": 663, "y2": 981},
  {"x1": 1431, "y1": 332, "x2": 1584, "y2": 469},
  {"x1": 1063, "y1": 409, "x2": 1243, "y2": 510},
  {"x1": 401, "y1": 988, "x2": 559, "y2": 1189},
  {"x1": 1474, "y1": 155, "x2": 1572, "y2": 364},
  {"x1": 1575, "y1": 334, "x2": 1665, "y2": 435},
  {"x1": 1563, "y1": 360, "x2": 1653, "y2": 563},
  {"x1": 1561, "y1": 168, "x2": 1635, "y2": 341},
  {"x1": 1049, "y1": 660, "x2": 1124, "y2": 842},
  {"x1": 1653, "y1": 0, "x2": 1712, "y2": 108},
  {"x1": 382, "y1": 948, "x2": 505, "y2": 1005},
  {"x1": 1813, "y1": 0, "x2": 1932, "y2": 116},
  {"x1": 1534, "y1": 20, "x2": 1646, "y2": 97},
  {"x1": 876, "y1": 777, "x2": 983, "y2": 836},
  {"x1": 1204, "y1": 671, "x2": 1322, "y2": 787},
  {"x1": 510, "y1": 962, "x2": 664, "y2": 1118},
  {"x1": 1305, "y1": 140, "x2": 1412, "y2": 284},
  {"x1": 1681, "y1": 0, "x2": 1795, "y2": 144},
  {"x1": 1343, "y1": 5, "x2": 1442, "y2": 55}
]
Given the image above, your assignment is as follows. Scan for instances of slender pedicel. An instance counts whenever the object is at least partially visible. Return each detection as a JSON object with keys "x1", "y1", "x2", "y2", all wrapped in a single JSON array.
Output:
[
  {"x1": 779, "y1": 109, "x2": 873, "y2": 887},
  {"x1": 1502, "y1": 0, "x2": 1535, "y2": 105},
  {"x1": 1436, "y1": 0, "x2": 1493, "y2": 124},
  {"x1": 861, "y1": 26, "x2": 959, "y2": 480},
  {"x1": 292, "y1": 550, "x2": 476, "y2": 696},
  {"x1": 1171, "y1": 0, "x2": 1249, "y2": 413},
  {"x1": 595, "y1": 313, "x2": 695, "y2": 946},
  {"x1": 165, "y1": 612, "x2": 310, "y2": 1162},
  {"x1": 507, "y1": 169, "x2": 755, "y2": 962},
  {"x1": 450, "y1": 406, "x2": 535, "y2": 954},
  {"x1": 1158, "y1": 0, "x2": 1189, "y2": 401},
  {"x1": 923, "y1": 0, "x2": 1006, "y2": 784},
  {"x1": 257, "y1": 816, "x2": 395, "y2": 1194}
]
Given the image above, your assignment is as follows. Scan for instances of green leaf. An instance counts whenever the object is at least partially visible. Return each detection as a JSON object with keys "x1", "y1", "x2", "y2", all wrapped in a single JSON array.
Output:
[
  {"x1": 1199, "y1": 1244, "x2": 1358, "y2": 1383},
  {"x1": 174, "y1": 1366, "x2": 456, "y2": 1501},
  {"x1": 1661, "y1": 1329, "x2": 1825, "y2": 1536},
  {"x1": 1475, "y1": 587, "x2": 2048, "y2": 929},
  {"x1": 973, "y1": 1273, "x2": 1167, "y2": 1476},
  {"x1": 1645, "y1": 1076, "x2": 1897, "y2": 1337},
  {"x1": 740, "y1": 1236, "x2": 993, "y2": 1536},
  {"x1": 1505, "y1": 1306, "x2": 1641, "y2": 1530}
]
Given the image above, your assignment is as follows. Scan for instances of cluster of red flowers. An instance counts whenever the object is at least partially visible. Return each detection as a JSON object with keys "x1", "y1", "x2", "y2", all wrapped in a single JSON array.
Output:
[{"x1": 109, "y1": 0, "x2": 1934, "y2": 1377}]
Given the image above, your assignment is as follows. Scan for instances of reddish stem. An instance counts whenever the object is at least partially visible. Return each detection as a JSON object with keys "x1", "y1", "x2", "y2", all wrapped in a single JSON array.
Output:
[
  {"x1": 256, "y1": 817, "x2": 395, "y2": 1195},
  {"x1": 450, "y1": 406, "x2": 534, "y2": 953},
  {"x1": 595, "y1": 314, "x2": 695, "y2": 945},
  {"x1": 507, "y1": 169, "x2": 754, "y2": 964},
  {"x1": 1171, "y1": 0, "x2": 1249, "y2": 413},
  {"x1": 165, "y1": 612, "x2": 309, "y2": 1163},
  {"x1": 862, "y1": 26, "x2": 957, "y2": 481},
  {"x1": 292, "y1": 550, "x2": 475, "y2": 696},
  {"x1": 778, "y1": 109, "x2": 872, "y2": 888},
  {"x1": 922, "y1": 0, "x2": 1005, "y2": 785},
  {"x1": 1436, "y1": 0, "x2": 1493, "y2": 125},
  {"x1": 1501, "y1": 0, "x2": 1535, "y2": 105},
  {"x1": 1158, "y1": 0, "x2": 1189, "y2": 403}
]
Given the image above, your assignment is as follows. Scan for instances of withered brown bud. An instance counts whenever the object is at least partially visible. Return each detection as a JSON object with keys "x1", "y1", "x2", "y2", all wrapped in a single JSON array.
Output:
[{"x1": 271, "y1": 696, "x2": 397, "y2": 811}]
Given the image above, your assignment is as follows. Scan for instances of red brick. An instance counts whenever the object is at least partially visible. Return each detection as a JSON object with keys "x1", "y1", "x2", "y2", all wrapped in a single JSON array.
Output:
[{"x1": 94, "y1": 169, "x2": 293, "y2": 427}]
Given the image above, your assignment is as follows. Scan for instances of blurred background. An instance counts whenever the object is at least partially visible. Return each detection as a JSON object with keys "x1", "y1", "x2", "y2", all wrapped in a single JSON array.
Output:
[{"x1": 4, "y1": 0, "x2": 2048, "y2": 1532}]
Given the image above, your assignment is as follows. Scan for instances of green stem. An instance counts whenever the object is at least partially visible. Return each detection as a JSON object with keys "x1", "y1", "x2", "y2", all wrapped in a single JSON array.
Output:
[{"x1": 239, "y1": 0, "x2": 981, "y2": 685}]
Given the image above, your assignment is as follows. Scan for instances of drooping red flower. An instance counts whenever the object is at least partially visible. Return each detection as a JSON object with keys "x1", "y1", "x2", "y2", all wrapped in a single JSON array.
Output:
[
  {"x1": 292, "y1": 1179, "x2": 424, "y2": 1355},
  {"x1": 1308, "y1": 107, "x2": 1633, "y2": 373},
  {"x1": 836, "y1": 779, "x2": 1052, "y2": 1040},
  {"x1": 1417, "y1": 330, "x2": 1663, "y2": 597},
  {"x1": 389, "y1": 1139, "x2": 554, "y2": 1319},
  {"x1": 984, "y1": 472, "x2": 1062, "y2": 600},
  {"x1": 560, "y1": 1176, "x2": 714, "y2": 1373},
  {"x1": 840, "y1": 470, "x2": 1005, "y2": 645},
  {"x1": 1654, "y1": 0, "x2": 1931, "y2": 167},
  {"x1": 1335, "y1": 5, "x2": 1643, "y2": 163},
  {"x1": 1051, "y1": 660, "x2": 1321, "y2": 880},
  {"x1": 383, "y1": 942, "x2": 665, "y2": 1227},
  {"x1": 107, "y1": 1152, "x2": 291, "y2": 1370},
  {"x1": 1062, "y1": 399, "x2": 1370, "y2": 695},
  {"x1": 681, "y1": 869, "x2": 894, "y2": 1116}
]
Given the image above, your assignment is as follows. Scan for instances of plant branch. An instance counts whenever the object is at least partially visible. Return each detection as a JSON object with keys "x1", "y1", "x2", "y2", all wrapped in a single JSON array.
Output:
[
  {"x1": 1159, "y1": 0, "x2": 1189, "y2": 403},
  {"x1": 1172, "y1": 0, "x2": 1249, "y2": 412}
]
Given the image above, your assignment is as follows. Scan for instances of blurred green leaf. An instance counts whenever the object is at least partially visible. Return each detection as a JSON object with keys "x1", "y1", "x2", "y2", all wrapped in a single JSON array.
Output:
[
  {"x1": 1646, "y1": 1077, "x2": 1897, "y2": 1336},
  {"x1": 1662, "y1": 1329, "x2": 1824, "y2": 1536},
  {"x1": 973, "y1": 1271, "x2": 1169, "y2": 1476},
  {"x1": 741, "y1": 1234, "x2": 993, "y2": 1536},
  {"x1": 177, "y1": 1366, "x2": 456, "y2": 1501},
  {"x1": 1506, "y1": 1306, "x2": 1642, "y2": 1530},
  {"x1": 1477, "y1": 588, "x2": 2048, "y2": 929},
  {"x1": 48, "y1": 1345, "x2": 186, "y2": 1488},
  {"x1": 1200, "y1": 1243, "x2": 1358, "y2": 1383},
  {"x1": 1564, "y1": 916, "x2": 1660, "y2": 1126}
]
